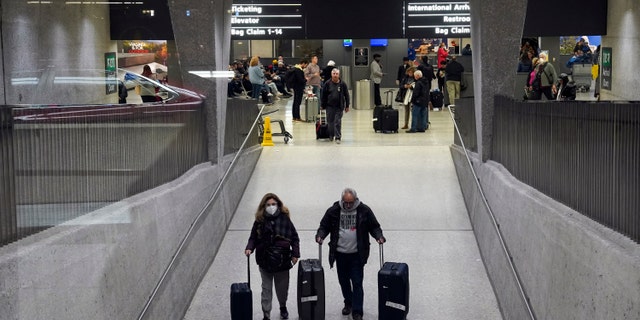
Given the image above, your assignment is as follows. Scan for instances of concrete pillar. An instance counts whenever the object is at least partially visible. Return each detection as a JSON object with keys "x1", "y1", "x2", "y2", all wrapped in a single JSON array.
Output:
[
  {"x1": 167, "y1": 0, "x2": 234, "y2": 164},
  {"x1": 469, "y1": 0, "x2": 528, "y2": 162}
]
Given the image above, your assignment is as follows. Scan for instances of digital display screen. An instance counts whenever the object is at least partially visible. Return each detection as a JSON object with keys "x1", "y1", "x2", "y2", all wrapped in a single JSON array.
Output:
[
  {"x1": 231, "y1": 1, "x2": 304, "y2": 39},
  {"x1": 343, "y1": 39, "x2": 353, "y2": 47},
  {"x1": 370, "y1": 39, "x2": 388, "y2": 47}
]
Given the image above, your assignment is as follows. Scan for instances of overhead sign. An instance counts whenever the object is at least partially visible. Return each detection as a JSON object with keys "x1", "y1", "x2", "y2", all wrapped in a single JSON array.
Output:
[
  {"x1": 231, "y1": 1, "x2": 304, "y2": 39},
  {"x1": 405, "y1": 1, "x2": 471, "y2": 38}
]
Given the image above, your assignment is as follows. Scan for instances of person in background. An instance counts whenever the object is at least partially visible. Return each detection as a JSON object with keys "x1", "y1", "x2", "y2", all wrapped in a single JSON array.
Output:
[
  {"x1": 321, "y1": 68, "x2": 350, "y2": 144},
  {"x1": 445, "y1": 55, "x2": 465, "y2": 106},
  {"x1": 118, "y1": 79, "x2": 127, "y2": 104},
  {"x1": 437, "y1": 42, "x2": 449, "y2": 69},
  {"x1": 536, "y1": 52, "x2": 559, "y2": 100},
  {"x1": 305, "y1": 55, "x2": 322, "y2": 96},
  {"x1": 400, "y1": 67, "x2": 416, "y2": 129},
  {"x1": 370, "y1": 53, "x2": 384, "y2": 107},
  {"x1": 396, "y1": 57, "x2": 412, "y2": 104},
  {"x1": 248, "y1": 56, "x2": 266, "y2": 100},
  {"x1": 407, "y1": 42, "x2": 417, "y2": 62},
  {"x1": 322, "y1": 60, "x2": 336, "y2": 83},
  {"x1": 436, "y1": 60, "x2": 447, "y2": 93},
  {"x1": 287, "y1": 59, "x2": 308, "y2": 122},
  {"x1": 245, "y1": 193, "x2": 300, "y2": 320},
  {"x1": 461, "y1": 43, "x2": 472, "y2": 56},
  {"x1": 315, "y1": 187, "x2": 385, "y2": 320},
  {"x1": 139, "y1": 64, "x2": 157, "y2": 103},
  {"x1": 518, "y1": 50, "x2": 535, "y2": 73},
  {"x1": 407, "y1": 70, "x2": 429, "y2": 133}
]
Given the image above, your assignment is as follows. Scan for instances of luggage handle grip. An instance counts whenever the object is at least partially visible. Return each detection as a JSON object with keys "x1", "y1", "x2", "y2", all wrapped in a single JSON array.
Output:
[
  {"x1": 247, "y1": 254, "x2": 251, "y2": 288},
  {"x1": 379, "y1": 243, "x2": 384, "y2": 269}
]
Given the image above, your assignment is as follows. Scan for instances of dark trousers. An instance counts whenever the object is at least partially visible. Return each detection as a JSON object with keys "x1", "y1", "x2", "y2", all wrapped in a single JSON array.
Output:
[
  {"x1": 374, "y1": 83, "x2": 382, "y2": 106},
  {"x1": 292, "y1": 87, "x2": 304, "y2": 119},
  {"x1": 335, "y1": 252, "x2": 364, "y2": 316},
  {"x1": 326, "y1": 107, "x2": 344, "y2": 140}
]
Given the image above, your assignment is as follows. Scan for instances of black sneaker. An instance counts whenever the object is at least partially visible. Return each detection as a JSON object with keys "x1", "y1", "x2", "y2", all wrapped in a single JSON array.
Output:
[
  {"x1": 342, "y1": 305, "x2": 352, "y2": 315},
  {"x1": 352, "y1": 313, "x2": 363, "y2": 320},
  {"x1": 280, "y1": 307, "x2": 289, "y2": 319}
]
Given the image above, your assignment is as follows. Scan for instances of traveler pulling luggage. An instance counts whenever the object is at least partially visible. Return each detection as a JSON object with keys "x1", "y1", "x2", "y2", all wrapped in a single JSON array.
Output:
[
  {"x1": 297, "y1": 244, "x2": 325, "y2": 320},
  {"x1": 316, "y1": 109, "x2": 330, "y2": 140},
  {"x1": 230, "y1": 255, "x2": 252, "y2": 320},
  {"x1": 373, "y1": 90, "x2": 399, "y2": 133},
  {"x1": 378, "y1": 244, "x2": 409, "y2": 320}
]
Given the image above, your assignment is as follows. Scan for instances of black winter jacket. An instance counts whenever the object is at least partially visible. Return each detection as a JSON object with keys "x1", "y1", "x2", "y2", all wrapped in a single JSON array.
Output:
[{"x1": 315, "y1": 201, "x2": 384, "y2": 268}]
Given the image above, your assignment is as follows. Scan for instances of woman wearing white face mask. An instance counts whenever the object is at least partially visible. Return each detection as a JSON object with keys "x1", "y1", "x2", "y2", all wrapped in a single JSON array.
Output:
[{"x1": 245, "y1": 193, "x2": 300, "y2": 320}]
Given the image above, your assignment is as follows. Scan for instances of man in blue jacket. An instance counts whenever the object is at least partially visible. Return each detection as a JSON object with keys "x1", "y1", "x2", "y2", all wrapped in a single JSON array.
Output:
[{"x1": 316, "y1": 187, "x2": 386, "y2": 320}]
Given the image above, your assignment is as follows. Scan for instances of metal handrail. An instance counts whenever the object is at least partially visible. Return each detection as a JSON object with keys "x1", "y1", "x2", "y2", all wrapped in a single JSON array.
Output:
[
  {"x1": 137, "y1": 104, "x2": 266, "y2": 320},
  {"x1": 447, "y1": 106, "x2": 536, "y2": 320}
]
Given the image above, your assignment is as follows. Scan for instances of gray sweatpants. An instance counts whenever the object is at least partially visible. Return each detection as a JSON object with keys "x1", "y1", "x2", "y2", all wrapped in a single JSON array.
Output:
[{"x1": 259, "y1": 267, "x2": 290, "y2": 318}]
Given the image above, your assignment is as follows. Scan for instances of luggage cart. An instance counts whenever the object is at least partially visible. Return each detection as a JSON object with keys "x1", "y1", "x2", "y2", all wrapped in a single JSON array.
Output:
[{"x1": 258, "y1": 109, "x2": 293, "y2": 144}]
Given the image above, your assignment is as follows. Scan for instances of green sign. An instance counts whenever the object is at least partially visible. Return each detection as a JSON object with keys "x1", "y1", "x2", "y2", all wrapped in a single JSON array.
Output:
[
  {"x1": 105, "y1": 52, "x2": 117, "y2": 95},
  {"x1": 601, "y1": 47, "x2": 612, "y2": 90}
]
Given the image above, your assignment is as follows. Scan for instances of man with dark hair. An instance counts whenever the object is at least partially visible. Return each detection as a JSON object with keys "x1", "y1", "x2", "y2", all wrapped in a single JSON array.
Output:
[
  {"x1": 316, "y1": 188, "x2": 385, "y2": 320},
  {"x1": 287, "y1": 59, "x2": 308, "y2": 121},
  {"x1": 445, "y1": 55, "x2": 465, "y2": 106},
  {"x1": 370, "y1": 53, "x2": 384, "y2": 106}
]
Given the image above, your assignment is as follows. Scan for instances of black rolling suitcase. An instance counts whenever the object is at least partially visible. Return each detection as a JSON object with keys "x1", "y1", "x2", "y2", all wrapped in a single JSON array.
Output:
[
  {"x1": 373, "y1": 90, "x2": 399, "y2": 133},
  {"x1": 297, "y1": 244, "x2": 325, "y2": 320},
  {"x1": 316, "y1": 109, "x2": 330, "y2": 140},
  {"x1": 230, "y1": 256, "x2": 252, "y2": 320},
  {"x1": 430, "y1": 90, "x2": 444, "y2": 109},
  {"x1": 378, "y1": 244, "x2": 409, "y2": 320}
]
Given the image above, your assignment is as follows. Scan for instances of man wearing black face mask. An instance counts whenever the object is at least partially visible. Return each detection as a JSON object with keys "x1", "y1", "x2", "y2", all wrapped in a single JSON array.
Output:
[{"x1": 315, "y1": 188, "x2": 386, "y2": 320}]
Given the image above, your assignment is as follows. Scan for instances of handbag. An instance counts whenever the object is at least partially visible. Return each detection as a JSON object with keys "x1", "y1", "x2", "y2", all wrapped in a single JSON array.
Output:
[
  {"x1": 262, "y1": 245, "x2": 292, "y2": 273},
  {"x1": 395, "y1": 88, "x2": 406, "y2": 102}
]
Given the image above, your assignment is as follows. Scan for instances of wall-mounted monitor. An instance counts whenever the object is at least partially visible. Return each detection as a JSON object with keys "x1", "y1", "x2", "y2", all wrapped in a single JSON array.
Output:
[
  {"x1": 343, "y1": 39, "x2": 353, "y2": 47},
  {"x1": 370, "y1": 39, "x2": 388, "y2": 47}
]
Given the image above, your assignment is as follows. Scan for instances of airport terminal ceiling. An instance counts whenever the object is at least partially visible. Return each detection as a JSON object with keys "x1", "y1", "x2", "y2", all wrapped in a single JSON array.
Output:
[{"x1": 109, "y1": 0, "x2": 608, "y2": 40}]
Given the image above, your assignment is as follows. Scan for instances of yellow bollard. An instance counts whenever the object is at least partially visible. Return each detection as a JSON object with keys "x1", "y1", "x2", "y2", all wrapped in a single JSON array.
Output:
[{"x1": 261, "y1": 116, "x2": 275, "y2": 146}]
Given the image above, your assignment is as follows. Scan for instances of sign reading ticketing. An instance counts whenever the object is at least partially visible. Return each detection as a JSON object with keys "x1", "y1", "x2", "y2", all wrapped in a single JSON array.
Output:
[
  {"x1": 231, "y1": 2, "x2": 304, "y2": 39},
  {"x1": 405, "y1": 1, "x2": 471, "y2": 38}
]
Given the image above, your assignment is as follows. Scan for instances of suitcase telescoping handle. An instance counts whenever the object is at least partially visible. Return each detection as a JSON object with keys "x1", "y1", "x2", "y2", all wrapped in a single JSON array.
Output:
[
  {"x1": 319, "y1": 242, "x2": 322, "y2": 262},
  {"x1": 247, "y1": 255, "x2": 251, "y2": 288},
  {"x1": 385, "y1": 89, "x2": 395, "y2": 106},
  {"x1": 379, "y1": 243, "x2": 384, "y2": 269}
]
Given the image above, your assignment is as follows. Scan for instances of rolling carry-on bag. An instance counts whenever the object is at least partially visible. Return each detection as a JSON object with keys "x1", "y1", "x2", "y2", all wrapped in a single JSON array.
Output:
[
  {"x1": 305, "y1": 96, "x2": 318, "y2": 122},
  {"x1": 230, "y1": 256, "x2": 252, "y2": 320},
  {"x1": 297, "y1": 244, "x2": 325, "y2": 320},
  {"x1": 430, "y1": 90, "x2": 444, "y2": 109},
  {"x1": 378, "y1": 244, "x2": 409, "y2": 320},
  {"x1": 316, "y1": 109, "x2": 330, "y2": 140},
  {"x1": 373, "y1": 90, "x2": 399, "y2": 133}
]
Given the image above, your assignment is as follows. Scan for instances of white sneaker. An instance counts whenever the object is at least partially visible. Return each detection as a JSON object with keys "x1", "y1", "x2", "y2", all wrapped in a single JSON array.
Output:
[
  {"x1": 336, "y1": 139, "x2": 341, "y2": 144},
  {"x1": 434, "y1": 108, "x2": 440, "y2": 111},
  {"x1": 267, "y1": 93, "x2": 274, "y2": 97}
]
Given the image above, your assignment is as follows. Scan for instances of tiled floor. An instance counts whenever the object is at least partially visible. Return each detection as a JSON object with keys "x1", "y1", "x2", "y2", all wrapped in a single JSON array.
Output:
[{"x1": 183, "y1": 91, "x2": 502, "y2": 320}]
